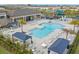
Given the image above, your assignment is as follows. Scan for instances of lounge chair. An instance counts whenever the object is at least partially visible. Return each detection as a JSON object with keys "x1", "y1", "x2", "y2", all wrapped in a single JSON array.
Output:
[{"x1": 41, "y1": 43, "x2": 47, "y2": 48}]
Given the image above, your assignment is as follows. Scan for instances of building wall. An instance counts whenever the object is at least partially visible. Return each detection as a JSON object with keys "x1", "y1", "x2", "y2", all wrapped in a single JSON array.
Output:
[
  {"x1": 10, "y1": 13, "x2": 42, "y2": 22},
  {"x1": 0, "y1": 13, "x2": 9, "y2": 27},
  {"x1": 8, "y1": 13, "x2": 43, "y2": 27}
]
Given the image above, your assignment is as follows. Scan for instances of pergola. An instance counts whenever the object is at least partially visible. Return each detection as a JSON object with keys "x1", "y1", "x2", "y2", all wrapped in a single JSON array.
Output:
[
  {"x1": 48, "y1": 38, "x2": 69, "y2": 54},
  {"x1": 12, "y1": 32, "x2": 32, "y2": 43}
]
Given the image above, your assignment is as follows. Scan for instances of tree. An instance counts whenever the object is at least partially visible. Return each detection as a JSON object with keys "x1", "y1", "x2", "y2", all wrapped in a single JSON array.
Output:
[
  {"x1": 19, "y1": 18, "x2": 26, "y2": 32},
  {"x1": 64, "y1": 9, "x2": 79, "y2": 18},
  {"x1": 15, "y1": 42, "x2": 21, "y2": 53},
  {"x1": 68, "y1": 32, "x2": 79, "y2": 53},
  {"x1": 62, "y1": 29, "x2": 70, "y2": 39},
  {"x1": 41, "y1": 9, "x2": 51, "y2": 17},
  {"x1": 6, "y1": 38, "x2": 14, "y2": 51},
  {"x1": 69, "y1": 20, "x2": 79, "y2": 32},
  {"x1": 23, "y1": 40, "x2": 26, "y2": 53}
]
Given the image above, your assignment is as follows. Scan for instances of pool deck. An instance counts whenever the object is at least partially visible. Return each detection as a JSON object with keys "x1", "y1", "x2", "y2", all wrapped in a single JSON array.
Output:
[{"x1": 1, "y1": 19, "x2": 77, "y2": 54}]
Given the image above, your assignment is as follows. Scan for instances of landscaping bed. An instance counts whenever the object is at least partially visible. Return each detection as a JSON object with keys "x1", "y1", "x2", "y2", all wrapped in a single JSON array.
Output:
[
  {"x1": 0, "y1": 46, "x2": 10, "y2": 54},
  {"x1": 0, "y1": 33, "x2": 32, "y2": 54},
  {"x1": 68, "y1": 31, "x2": 79, "y2": 54}
]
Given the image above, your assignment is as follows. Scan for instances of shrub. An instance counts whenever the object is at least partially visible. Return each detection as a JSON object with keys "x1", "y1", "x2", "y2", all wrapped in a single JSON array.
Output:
[
  {"x1": 68, "y1": 31, "x2": 79, "y2": 54},
  {"x1": 0, "y1": 33, "x2": 32, "y2": 54}
]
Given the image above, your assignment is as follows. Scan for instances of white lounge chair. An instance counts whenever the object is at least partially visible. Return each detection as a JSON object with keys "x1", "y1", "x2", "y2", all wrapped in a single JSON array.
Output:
[{"x1": 41, "y1": 43, "x2": 47, "y2": 48}]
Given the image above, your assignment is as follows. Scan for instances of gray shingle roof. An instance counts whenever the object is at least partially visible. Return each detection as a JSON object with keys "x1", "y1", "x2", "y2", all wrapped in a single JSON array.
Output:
[{"x1": 7, "y1": 9, "x2": 40, "y2": 17}]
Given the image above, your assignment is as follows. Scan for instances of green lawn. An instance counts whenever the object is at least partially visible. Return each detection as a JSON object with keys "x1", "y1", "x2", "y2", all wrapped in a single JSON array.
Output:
[{"x1": 0, "y1": 46, "x2": 10, "y2": 54}]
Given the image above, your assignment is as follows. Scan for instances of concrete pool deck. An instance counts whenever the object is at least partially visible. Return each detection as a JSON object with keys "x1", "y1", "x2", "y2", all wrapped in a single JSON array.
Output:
[{"x1": 1, "y1": 19, "x2": 77, "y2": 54}]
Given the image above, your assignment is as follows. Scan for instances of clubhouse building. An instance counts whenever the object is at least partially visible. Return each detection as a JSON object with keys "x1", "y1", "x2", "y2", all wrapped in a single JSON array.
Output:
[{"x1": 0, "y1": 8, "x2": 44, "y2": 27}]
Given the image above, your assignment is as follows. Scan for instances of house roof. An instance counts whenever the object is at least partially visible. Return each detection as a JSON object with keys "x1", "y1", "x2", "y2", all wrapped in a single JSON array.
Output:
[
  {"x1": 48, "y1": 38, "x2": 69, "y2": 54},
  {"x1": 12, "y1": 32, "x2": 32, "y2": 42},
  {"x1": 7, "y1": 9, "x2": 40, "y2": 17}
]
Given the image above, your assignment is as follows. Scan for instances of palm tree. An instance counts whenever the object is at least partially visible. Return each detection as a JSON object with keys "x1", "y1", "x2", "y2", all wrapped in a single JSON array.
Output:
[
  {"x1": 63, "y1": 28, "x2": 70, "y2": 39},
  {"x1": 23, "y1": 40, "x2": 26, "y2": 53},
  {"x1": 69, "y1": 20, "x2": 79, "y2": 32},
  {"x1": 41, "y1": 9, "x2": 50, "y2": 17},
  {"x1": 19, "y1": 18, "x2": 26, "y2": 33},
  {"x1": 15, "y1": 42, "x2": 21, "y2": 53}
]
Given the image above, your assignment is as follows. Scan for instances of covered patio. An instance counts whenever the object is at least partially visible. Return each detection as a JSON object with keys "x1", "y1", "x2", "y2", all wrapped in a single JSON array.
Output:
[
  {"x1": 48, "y1": 38, "x2": 69, "y2": 54},
  {"x1": 12, "y1": 32, "x2": 32, "y2": 43},
  {"x1": 7, "y1": 9, "x2": 43, "y2": 27}
]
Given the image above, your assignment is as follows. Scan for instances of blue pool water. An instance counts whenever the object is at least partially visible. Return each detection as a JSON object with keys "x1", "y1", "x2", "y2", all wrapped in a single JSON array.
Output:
[{"x1": 31, "y1": 23, "x2": 64, "y2": 38}]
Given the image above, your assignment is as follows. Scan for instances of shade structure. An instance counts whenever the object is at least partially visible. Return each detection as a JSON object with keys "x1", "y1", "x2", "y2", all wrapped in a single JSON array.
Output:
[
  {"x1": 55, "y1": 9, "x2": 64, "y2": 16},
  {"x1": 48, "y1": 38, "x2": 69, "y2": 54},
  {"x1": 12, "y1": 32, "x2": 32, "y2": 42}
]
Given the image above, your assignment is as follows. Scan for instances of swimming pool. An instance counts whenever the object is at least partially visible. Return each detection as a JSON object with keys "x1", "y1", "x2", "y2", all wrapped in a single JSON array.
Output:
[{"x1": 31, "y1": 23, "x2": 64, "y2": 38}]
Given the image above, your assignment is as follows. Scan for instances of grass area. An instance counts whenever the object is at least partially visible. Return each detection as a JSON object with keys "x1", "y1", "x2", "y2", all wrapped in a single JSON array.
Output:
[{"x1": 0, "y1": 46, "x2": 10, "y2": 54}]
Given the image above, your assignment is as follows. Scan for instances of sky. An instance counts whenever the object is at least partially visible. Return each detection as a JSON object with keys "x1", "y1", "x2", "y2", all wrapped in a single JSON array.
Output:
[{"x1": 0, "y1": 0, "x2": 79, "y2": 4}]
